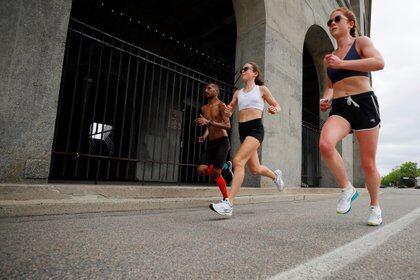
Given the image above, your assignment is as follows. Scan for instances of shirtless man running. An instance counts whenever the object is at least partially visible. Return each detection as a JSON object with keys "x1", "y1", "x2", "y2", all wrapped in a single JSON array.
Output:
[{"x1": 196, "y1": 83, "x2": 233, "y2": 200}]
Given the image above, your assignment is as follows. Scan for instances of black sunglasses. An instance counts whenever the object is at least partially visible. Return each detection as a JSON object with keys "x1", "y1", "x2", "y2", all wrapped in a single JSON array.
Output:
[
  {"x1": 327, "y1": 15, "x2": 347, "y2": 27},
  {"x1": 240, "y1": 66, "x2": 253, "y2": 73}
]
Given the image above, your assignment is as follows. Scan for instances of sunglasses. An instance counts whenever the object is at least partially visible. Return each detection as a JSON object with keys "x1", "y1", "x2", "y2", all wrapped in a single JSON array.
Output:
[
  {"x1": 240, "y1": 66, "x2": 253, "y2": 73},
  {"x1": 327, "y1": 15, "x2": 348, "y2": 27}
]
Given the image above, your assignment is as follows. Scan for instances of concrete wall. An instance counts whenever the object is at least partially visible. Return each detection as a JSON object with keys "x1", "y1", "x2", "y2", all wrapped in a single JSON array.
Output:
[
  {"x1": 261, "y1": 0, "x2": 340, "y2": 187},
  {"x1": 232, "y1": 0, "x2": 267, "y2": 187},
  {"x1": 351, "y1": 0, "x2": 371, "y2": 188},
  {"x1": 0, "y1": 0, "x2": 72, "y2": 182},
  {"x1": 0, "y1": 0, "x2": 368, "y2": 187},
  {"x1": 232, "y1": 0, "x2": 369, "y2": 188}
]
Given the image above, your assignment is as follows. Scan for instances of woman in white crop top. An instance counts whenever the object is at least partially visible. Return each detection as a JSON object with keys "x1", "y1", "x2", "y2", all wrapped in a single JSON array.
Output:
[{"x1": 209, "y1": 62, "x2": 285, "y2": 217}]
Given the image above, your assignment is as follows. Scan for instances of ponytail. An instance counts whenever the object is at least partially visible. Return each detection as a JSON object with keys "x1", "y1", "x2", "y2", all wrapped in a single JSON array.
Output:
[{"x1": 248, "y1": 62, "x2": 264, "y2": 85}]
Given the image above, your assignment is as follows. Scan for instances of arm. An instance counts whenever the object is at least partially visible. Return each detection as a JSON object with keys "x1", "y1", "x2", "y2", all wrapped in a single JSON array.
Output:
[
  {"x1": 224, "y1": 90, "x2": 239, "y2": 117},
  {"x1": 320, "y1": 58, "x2": 333, "y2": 112},
  {"x1": 195, "y1": 111, "x2": 231, "y2": 130},
  {"x1": 260, "y1": 86, "x2": 281, "y2": 114},
  {"x1": 325, "y1": 36, "x2": 385, "y2": 72},
  {"x1": 195, "y1": 103, "x2": 231, "y2": 130},
  {"x1": 214, "y1": 102, "x2": 231, "y2": 130},
  {"x1": 198, "y1": 127, "x2": 209, "y2": 143}
]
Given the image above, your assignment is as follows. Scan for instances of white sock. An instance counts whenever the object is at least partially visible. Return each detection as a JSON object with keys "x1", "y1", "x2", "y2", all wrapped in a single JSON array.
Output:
[
  {"x1": 343, "y1": 182, "x2": 354, "y2": 193},
  {"x1": 371, "y1": 205, "x2": 381, "y2": 213}
]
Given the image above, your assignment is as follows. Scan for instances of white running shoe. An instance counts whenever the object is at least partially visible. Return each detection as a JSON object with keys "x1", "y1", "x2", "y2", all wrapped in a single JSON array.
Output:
[
  {"x1": 273, "y1": 169, "x2": 285, "y2": 191},
  {"x1": 209, "y1": 199, "x2": 233, "y2": 216},
  {"x1": 367, "y1": 206, "x2": 382, "y2": 226},
  {"x1": 336, "y1": 187, "x2": 359, "y2": 214}
]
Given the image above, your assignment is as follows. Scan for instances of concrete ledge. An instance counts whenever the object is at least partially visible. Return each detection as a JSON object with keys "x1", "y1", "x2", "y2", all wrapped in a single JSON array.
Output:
[
  {"x1": 0, "y1": 184, "x2": 369, "y2": 217},
  {"x1": 0, "y1": 191, "x2": 369, "y2": 218},
  {"x1": 0, "y1": 184, "x2": 279, "y2": 200}
]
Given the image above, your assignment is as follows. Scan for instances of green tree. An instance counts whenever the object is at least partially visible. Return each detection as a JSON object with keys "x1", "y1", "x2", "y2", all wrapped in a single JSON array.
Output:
[
  {"x1": 381, "y1": 162, "x2": 419, "y2": 187},
  {"x1": 399, "y1": 162, "x2": 418, "y2": 187},
  {"x1": 381, "y1": 167, "x2": 400, "y2": 186},
  {"x1": 399, "y1": 162, "x2": 418, "y2": 177}
]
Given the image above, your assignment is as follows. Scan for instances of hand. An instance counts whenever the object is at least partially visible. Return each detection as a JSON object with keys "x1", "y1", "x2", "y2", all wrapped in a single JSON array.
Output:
[
  {"x1": 195, "y1": 114, "x2": 210, "y2": 126},
  {"x1": 224, "y1": 105, "x2": 233, "y2": 117},
  {"x1": 198, "y1": 136, "x2": 206, "y2": 143},
  {"x1": 268, "y1": 105, "x2": 280, "y2": 114},
  {"x1": 319, "y1": 98, "x2": 331, "y2": 112},
  {"x1": 325, "y1": 54, "x2": 344, "y2": 69}
]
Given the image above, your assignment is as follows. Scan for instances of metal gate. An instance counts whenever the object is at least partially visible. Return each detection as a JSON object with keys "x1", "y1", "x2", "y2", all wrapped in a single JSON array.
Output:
[{"x1": 50, "y1": 18, "x2": 234, "y2": 184}]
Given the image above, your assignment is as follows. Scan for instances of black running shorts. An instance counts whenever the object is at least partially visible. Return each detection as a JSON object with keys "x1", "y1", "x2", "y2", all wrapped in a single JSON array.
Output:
[
  {"x1": 200, "y1": 136, "x2": 231, "y2": 169},
  {"x1": 329, "y1": 91, "x2": 381, "y2": 133},
  {"x1": 238, "y1": 118, "x2": 264, "y2": 143}
]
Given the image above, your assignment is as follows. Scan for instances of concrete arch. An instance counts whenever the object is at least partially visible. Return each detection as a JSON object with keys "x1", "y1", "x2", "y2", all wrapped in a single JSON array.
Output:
[
  {"x1": 302, "y1": 24, "x2": 334, "y2": 187},
  {"x1": 303, "y1": 24, "x2": 334, "y2": 99}
]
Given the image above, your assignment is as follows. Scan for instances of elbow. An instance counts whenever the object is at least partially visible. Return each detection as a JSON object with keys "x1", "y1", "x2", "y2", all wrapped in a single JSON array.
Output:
[
  {"x1": 375, "y1": 58, "x2": 385, "y2": 71},
  {"x1": 226, "y1": 124, "x2": 231, "y2": 131},
  {"x1": 378, "y1": 61, "x2": 385, "y2": 70}
]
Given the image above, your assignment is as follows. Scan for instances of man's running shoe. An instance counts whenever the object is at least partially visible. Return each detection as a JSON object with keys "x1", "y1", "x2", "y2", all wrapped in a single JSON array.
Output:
[
  {"x1": 223, "y1": 161, "x2": 234, "y2": 177},
  {"x1": 209, "y1": 199, "x2": 233, "y2": 216}
]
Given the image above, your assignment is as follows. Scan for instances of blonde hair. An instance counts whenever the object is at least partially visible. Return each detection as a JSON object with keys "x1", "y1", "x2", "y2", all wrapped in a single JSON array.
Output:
[{"x1": 331, "y1": 7, "x2": 359, "y2": 37}]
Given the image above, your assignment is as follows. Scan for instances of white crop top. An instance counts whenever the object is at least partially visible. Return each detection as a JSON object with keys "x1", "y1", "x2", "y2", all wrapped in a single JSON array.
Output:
[{"x1": 237, "y1": 85, "x2": 265, "y2": 111}]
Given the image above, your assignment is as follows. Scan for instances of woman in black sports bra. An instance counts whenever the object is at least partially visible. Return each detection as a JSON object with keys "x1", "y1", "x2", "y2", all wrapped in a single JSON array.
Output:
[{"x1": 320, "y1": 7, "x2": 385, "y2": 226}]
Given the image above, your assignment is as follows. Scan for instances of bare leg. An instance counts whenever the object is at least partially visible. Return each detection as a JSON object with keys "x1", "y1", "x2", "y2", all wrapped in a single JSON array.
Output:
[
  {"x1": 355, "y1": 126, "x2": 381, "y2": 206},
  {"x1": 319, "y1": 116, "x2": 352, "y2": 188},
  {"x1": 228, "y1": 137, "x2": 260, "y2": 201},
  {"x1": 246, "y1": 150, "x2": 275, "y2": 180}
]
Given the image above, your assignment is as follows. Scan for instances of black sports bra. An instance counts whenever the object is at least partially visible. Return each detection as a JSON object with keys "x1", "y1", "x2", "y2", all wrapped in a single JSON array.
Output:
[{"x1": 327, "y1": 39, "x2": 370, "y2": 84}]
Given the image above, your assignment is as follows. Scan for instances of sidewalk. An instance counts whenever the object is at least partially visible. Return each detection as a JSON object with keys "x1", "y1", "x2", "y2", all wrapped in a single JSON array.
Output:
[{"x1": 0, "y1": 184, "x2": 367, "y2": 217}]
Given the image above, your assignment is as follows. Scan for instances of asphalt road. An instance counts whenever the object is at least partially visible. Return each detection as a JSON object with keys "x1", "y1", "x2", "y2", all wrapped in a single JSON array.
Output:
[{"x1": 1, "y1": 188, "x2": 419, "y2": 279}]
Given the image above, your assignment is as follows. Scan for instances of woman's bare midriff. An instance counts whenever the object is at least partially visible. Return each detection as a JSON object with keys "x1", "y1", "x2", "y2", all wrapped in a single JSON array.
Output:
[
  {"x1": 332, "y1": 76, "x2": 372, "y2": 98},
  {"x1": 239, "y1": 108, "x2": 263, "y2": 122}
]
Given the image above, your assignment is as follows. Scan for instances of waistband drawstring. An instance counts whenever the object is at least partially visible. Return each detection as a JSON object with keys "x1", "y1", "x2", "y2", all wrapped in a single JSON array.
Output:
[{"x1": 346, "y1": 96, "x2": 360, "y2": 108}]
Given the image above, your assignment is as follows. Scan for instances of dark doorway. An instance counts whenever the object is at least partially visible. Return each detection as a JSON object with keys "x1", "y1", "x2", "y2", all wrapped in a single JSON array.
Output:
[
  {"x1": 302, "y1": 44, "x2": 321, "y2": 187},
  {"x1": 50, "y1": 0, "x2": 236, "y2": 184}
]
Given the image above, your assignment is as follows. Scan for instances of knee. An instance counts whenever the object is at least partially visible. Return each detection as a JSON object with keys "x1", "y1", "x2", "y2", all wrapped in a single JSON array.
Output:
[
  {"x1": 232, "y1": 157, "x2": 245, "y2": 169},
  {"x1": 319, "y1": 139, "x2": 335, "y2": 158},
  {"x1": 361, "y1": 159, "x2": 377, "y2": 175},
  {"x1": 249, "y1": 167, "x2": 259, "y2": 176},
  {"x1": 197, "y1": 165, "x2": 207, "y2": 176}
]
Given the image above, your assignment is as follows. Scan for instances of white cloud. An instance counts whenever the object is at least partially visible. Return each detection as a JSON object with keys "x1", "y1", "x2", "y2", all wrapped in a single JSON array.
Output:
[{"x1": 371, "y1": 0, "x2": 420, "y2": 175}]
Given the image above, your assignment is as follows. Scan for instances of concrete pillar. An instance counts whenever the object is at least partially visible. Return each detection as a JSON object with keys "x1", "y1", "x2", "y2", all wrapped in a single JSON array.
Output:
[
  {"x1": 0, "y1": 0, "x2": 72, "y2": 182},
  {"x1": 353, "y1": 138, "x2": 365, "y2": 187},
  {"x1": 232, "y1": 0, "x2": 266, "y2": 187},
  {"x1": 261, "y1": 0, "x2": 341, "y2": 187}
]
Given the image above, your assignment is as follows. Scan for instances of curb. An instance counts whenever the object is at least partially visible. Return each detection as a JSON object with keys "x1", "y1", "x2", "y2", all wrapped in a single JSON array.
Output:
[{"x1": 0, "y1": 192, "x2": 369, "y2": 218}]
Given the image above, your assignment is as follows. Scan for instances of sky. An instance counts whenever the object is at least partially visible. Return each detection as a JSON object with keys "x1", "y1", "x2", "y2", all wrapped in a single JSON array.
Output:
[{"x1": 370, "y1": 0, "x2": 420, "y2": 175}]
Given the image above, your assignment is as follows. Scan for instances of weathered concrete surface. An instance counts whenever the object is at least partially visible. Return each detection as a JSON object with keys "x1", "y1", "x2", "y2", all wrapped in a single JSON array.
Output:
[
  {"x1": 233, "y1": 1, "x2": 364, "y2": 188},
  {"x1": 1, "y1": 0, "x2": 368, "y2": 188},
  {"x1": 232, "y1": 0, "x2": 267, "y2": 187},
  {"x1": 0, "y1": 0, "x2": 72, "y2": 182},
  {"x1": 0, "y1": 183, "x2": 363, "y2": 217},
  {"x1": 0, "y1": 188, "x2": 414, "y2": 280}
]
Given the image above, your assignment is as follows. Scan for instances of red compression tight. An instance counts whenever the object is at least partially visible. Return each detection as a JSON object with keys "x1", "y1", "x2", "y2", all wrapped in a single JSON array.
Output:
[{"x1": 207, "y1": 165, "x2": 228, "y2": 199}]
